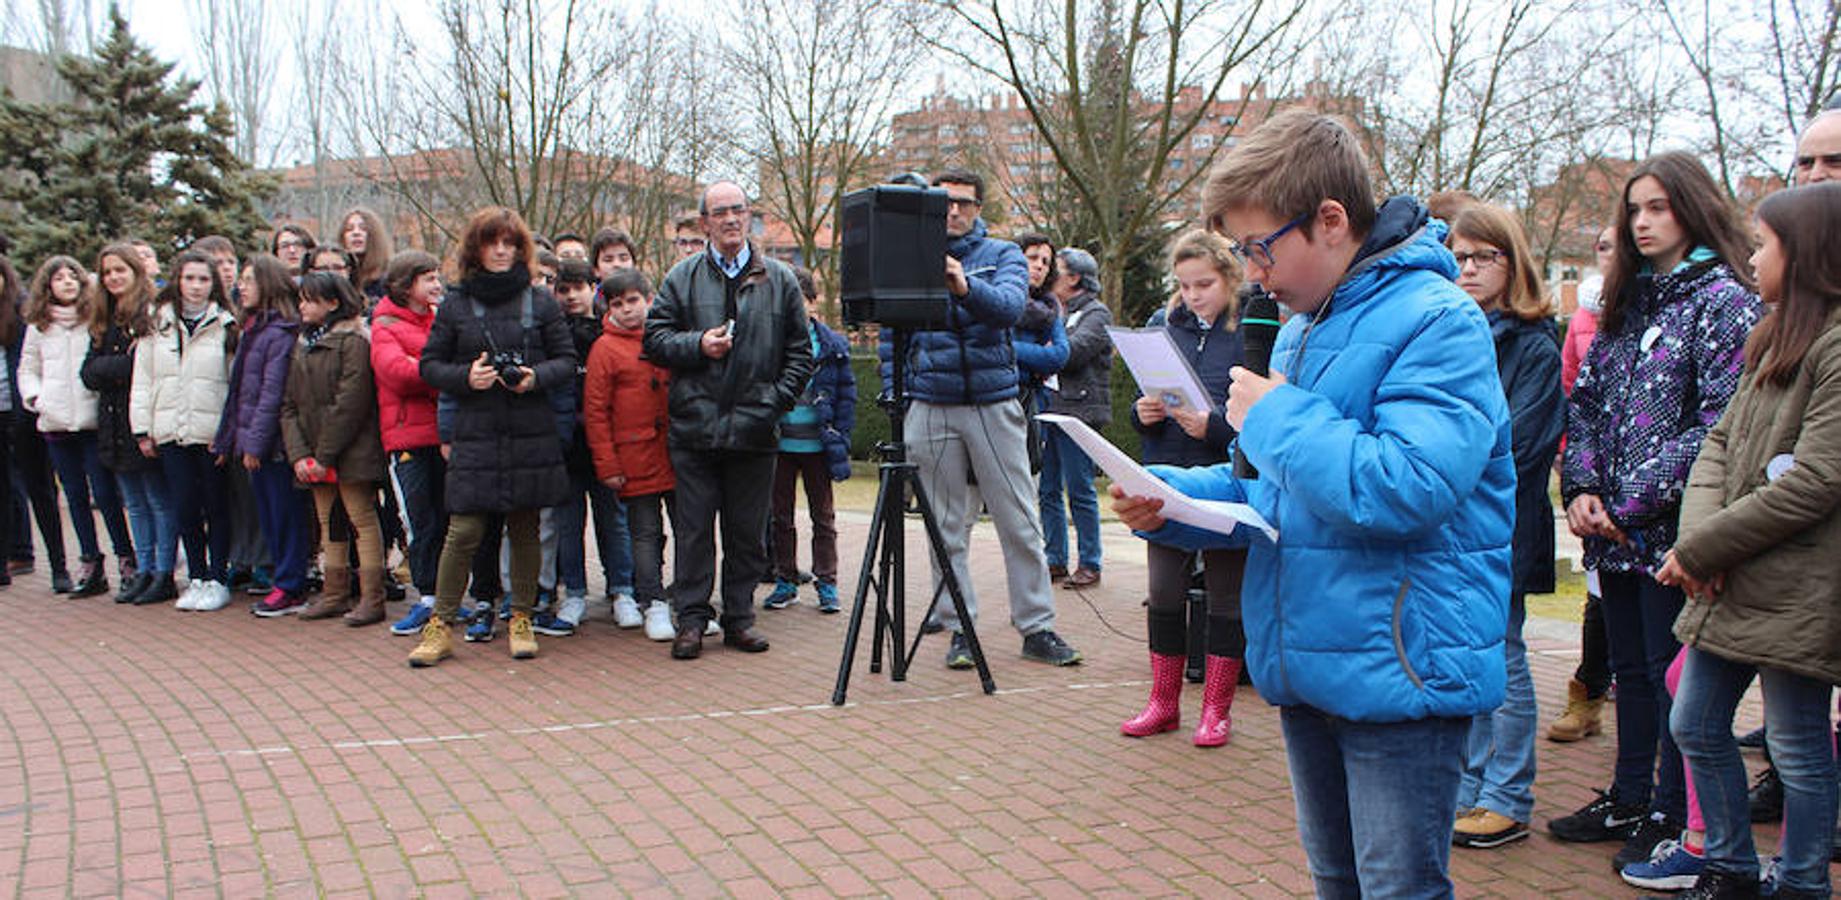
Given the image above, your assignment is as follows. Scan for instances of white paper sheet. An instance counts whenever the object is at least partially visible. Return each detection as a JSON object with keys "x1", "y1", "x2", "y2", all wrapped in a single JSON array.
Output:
[
  {"x1": 1037, "y1": 413, "x2": 1277, "y2": 541},
  {"x1": 1106, "y1": 326, "x2": 1214, "y2": 414}
]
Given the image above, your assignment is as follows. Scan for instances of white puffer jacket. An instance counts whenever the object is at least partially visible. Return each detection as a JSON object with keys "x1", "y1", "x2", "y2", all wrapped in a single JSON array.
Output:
[
  {"x1": 130, "y1": 304, "x2": 233, "y2": 447},
  {"x1": 19, "y1": 320, "x2": 101, "y2": 433}
]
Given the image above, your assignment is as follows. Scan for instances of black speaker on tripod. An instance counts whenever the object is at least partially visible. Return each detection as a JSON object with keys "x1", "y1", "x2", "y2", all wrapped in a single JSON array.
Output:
[
  {"x1": 839, "y1": 184, "x2": 952, "y2": 330},
  {"x1": 831, "y1": 179, "x2": 995, "y2": 705}
]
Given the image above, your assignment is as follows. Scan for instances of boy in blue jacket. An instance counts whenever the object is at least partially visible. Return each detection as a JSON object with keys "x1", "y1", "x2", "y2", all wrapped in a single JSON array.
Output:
[{"x1": 1112, "y1": 111, "x2": 1515, "y2": 897}]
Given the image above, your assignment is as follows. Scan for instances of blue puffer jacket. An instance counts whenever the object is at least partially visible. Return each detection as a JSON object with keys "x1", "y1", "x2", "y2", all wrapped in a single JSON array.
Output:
[
  {"x1": 879, "y1": 220, "x2": 1027, "y2": 404},
  {"x1": 1137, "y1": 198, "x2": 1515, "y2": 723},
  {"x1": 809, "y1": 320, "x2": 857, "y2": 480}
]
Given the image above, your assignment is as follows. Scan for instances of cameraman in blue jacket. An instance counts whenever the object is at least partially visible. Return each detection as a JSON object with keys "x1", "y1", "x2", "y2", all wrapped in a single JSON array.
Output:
[{"x1": 1113, "y1": 112, "x2": 1514, "y2": 898}]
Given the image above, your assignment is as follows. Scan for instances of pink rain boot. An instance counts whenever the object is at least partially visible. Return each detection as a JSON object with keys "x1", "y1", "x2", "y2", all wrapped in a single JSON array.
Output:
[
  {"x1": 1193, "y1": 655, "x2": 1242, "y2": 747},
  {"x1": 1121, "y1": 652, "x2": 1185, "y2": 737}
]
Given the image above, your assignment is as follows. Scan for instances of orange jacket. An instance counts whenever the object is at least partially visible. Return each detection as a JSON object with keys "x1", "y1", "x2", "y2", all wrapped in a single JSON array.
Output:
[{"x1": 583, "y1": 316, "x2": 674, "y2": 497}]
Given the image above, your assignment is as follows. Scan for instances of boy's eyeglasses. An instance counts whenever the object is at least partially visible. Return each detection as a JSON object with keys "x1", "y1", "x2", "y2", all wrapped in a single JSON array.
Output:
[{"x1": 1228, "y1": 212, "x2": 1311, "y2": 269}]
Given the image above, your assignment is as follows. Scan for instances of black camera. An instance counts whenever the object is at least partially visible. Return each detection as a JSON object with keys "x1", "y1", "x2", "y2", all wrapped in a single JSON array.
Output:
[{"x1": 491, "y1": 350, "x2": 527, "y2": 386}]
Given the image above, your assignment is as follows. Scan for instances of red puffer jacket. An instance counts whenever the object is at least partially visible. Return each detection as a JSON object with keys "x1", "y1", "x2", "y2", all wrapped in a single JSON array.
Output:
[
  {"x1": 370, "y1": 296, "x2": 440, "y2": 452},
  {"x1": 583, "y1": 315, "x2": 674, "y2": 498}
]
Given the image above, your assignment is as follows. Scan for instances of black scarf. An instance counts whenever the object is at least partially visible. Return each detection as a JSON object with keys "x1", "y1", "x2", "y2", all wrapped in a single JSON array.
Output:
[{"x1": 463, "y1": 267, "x2": 532, "y2": 305}]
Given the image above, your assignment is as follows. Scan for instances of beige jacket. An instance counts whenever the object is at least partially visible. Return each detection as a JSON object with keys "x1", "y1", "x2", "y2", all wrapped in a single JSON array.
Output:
[
  {"x1": 130, "y1": 304, "x2": 233, "y2": 447},
  {"x1": 19, "y1": 320, "x2": 100, "y2": 432}
]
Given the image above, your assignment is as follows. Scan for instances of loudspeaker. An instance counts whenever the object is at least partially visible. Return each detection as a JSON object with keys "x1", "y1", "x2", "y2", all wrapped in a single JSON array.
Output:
[{"x1": 839, "y1": 184, "x2": 951, "y2": 329}]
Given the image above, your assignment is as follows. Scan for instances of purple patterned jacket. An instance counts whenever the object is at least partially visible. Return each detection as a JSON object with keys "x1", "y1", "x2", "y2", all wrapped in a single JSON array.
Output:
[{"x1": 1562, "y1": 258, "x2": 1761, "y2": 573}]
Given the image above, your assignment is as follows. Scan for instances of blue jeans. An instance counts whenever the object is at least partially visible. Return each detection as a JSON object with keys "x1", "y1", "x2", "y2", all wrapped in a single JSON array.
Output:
[
  {"x1": 590, "y1": 479, "x2": 633, "y2": 596},
  {"x1": 625, "y1": 491, "x2": 673, "y2": 607},
  {"x1": 247, "y1": 459, "x2": 309, "y2": 594},
  {"x1": 1038, "y1": 427, "x2": 1101, "y2": 572},
  {"x1": 46, "y1": 432, "x2": 133, "y2": 562},
  {"x1": 159, "y1": 444, "x2": 230, "y2": 582},
  {"x1": 1672, "y1": 648, "x2": 1836, "y2": 895},
  {"x1": 1598, "y1": 571, "x2": 1687, "y2": 819},
  {"x1": 1458, "y1": 592, "x2": 1536, "y2": 822},
  {"x1": 1281, "y1": 706, "x2": 1467, "y2": 899},
  {"x1": 114, "y1": 466, "x2": 175, "y2": 574}
]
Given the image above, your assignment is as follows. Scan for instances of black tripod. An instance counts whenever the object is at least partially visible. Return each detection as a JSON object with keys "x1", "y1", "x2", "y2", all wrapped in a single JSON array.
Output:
[{"x1": 832, "y1": 329, "x2": 995, "y2": 705}]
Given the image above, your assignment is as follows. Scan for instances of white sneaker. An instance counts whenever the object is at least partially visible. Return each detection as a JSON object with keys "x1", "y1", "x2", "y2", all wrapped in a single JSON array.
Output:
[
  {"x1": 174, "y1": 579, "x2": 201, "y2": 611},
  {"x1": 612, "y1": 593, "x2": 643, "y2": 629},
  {"x1": 704, "y1": 619, "x2": 721, "y2": 636},
  {"x1": 643, "y1": 601, "x2": 674, "y2": 641},
  {"x1": 194, "y1": 581, "x2": 231, "y2": 611}
]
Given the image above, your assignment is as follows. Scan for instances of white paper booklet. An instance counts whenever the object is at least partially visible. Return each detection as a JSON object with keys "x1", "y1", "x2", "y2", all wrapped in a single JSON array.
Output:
[
  {"x1": 1037, "y1": 413, "x2": 1277, "y2": 541},
  {"x1": 1106, "y1": 326, "x2": 1214, "y2": 414}
]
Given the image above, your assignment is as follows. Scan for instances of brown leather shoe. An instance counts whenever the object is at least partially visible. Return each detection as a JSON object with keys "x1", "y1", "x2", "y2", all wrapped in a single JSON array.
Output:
[
  {"x1": 1063, "y1": 567, "x2": 1101, "y2": 589},
  {"x1": 671, "y1": 624, "x2": 703, "y2": 660},
  {"x1": 1048, "y1": 564, "x2": 1069, "y2": 582},
  {"x1": 721, "y1": 627, "x2": 770, "y2": 653}
]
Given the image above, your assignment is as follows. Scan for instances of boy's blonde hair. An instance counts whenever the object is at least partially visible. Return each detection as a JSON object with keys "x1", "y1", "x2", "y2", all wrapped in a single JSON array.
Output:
[{"x1": 1202, "y1": 110, "x2": 1377, "y2": 240}]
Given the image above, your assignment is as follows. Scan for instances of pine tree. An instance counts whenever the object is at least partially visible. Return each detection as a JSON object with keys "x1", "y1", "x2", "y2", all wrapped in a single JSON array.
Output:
[{"x1": 0, "y1": 5, "x2": 275, "y2": 269}]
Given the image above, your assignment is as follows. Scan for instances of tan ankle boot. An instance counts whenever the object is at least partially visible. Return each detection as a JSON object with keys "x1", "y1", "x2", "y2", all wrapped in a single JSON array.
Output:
[
  {"x1": 408, "y1": 618, "x2": 454, "y2": 667},
  {"x1": 343, "y1": 568, "x2": 387, "y2": 627},
  {"x1": 299, "y1": 567, "x2": 353, "y2": 620},
  {"x1": 1546, "y1": 677, "x2": 1604, "y2": 742}
]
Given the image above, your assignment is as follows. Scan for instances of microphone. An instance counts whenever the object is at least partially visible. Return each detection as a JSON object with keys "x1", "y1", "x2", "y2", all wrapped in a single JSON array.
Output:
[{"x1": 1233, "y1": 285, "x2": 1282, "y2": 479}]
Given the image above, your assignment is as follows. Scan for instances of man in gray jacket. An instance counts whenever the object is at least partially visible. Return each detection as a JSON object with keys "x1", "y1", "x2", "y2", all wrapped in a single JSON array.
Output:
[{"x1": 644, "y1": 181, "x2": 814, "y2": 659}]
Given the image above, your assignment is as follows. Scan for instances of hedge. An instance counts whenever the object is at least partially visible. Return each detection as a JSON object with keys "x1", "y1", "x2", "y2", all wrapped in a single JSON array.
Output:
[{"x1": 846, "y1": 353, "x2": 1145, "y2": 463}]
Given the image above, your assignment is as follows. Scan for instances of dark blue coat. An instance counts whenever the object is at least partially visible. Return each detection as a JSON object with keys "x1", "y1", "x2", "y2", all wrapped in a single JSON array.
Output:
[
  {"x1": 213, "y1": 311, "x2": 298, "y2": 461},
  {"x1": 1491, "y1": 311, "x2": 1565, "y2": 596},
  {"x1": 809, "y1": 320, "x2": 858, "y2": 480},
  {"x1": 1131, "y1": 302, "x2": 1245, "y2": 467},
  {"x1": 879, "y1": 220, "x2": 1027, "y2": 405}
]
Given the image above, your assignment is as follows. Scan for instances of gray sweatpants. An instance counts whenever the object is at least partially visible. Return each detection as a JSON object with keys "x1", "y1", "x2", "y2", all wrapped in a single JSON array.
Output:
[{"x1": 905, "y1": 399, "x2": 1056, "y2": 637}]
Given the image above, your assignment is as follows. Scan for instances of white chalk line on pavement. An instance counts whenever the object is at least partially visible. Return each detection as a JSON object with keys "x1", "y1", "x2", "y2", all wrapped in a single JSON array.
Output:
[{"x1": 173, "y1": 679, "x2": 1155, "y2": 763}]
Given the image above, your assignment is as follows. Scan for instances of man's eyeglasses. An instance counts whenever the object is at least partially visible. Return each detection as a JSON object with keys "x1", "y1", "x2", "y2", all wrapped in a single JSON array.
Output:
[
  {"x1": 674, "y1": 237, "x2": 705, "y2": 248},
  {"x1": 1452, "y1": 248, "x2": 1507, "y2": 268},
  {"x1": 945, "y1": 196, "x2": 982, "y2": 211},
  {"x1": 1228, "y1": 212, "x2": 1311, "y2": 269}
]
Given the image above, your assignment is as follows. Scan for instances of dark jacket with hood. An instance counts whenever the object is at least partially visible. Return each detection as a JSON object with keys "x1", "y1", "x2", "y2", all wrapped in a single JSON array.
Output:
[
  {"x1": 282, "y1": 316, "x2": 388, "y2": 483},
  {"x1": 213, "y1": 310, "x2": 298, "y2": 462},
  {"x1": 1132, "y1": 300, "x2": 1245, "y2": 467},
  {"x1": 420, "y1": 270, "x2": 576, "y2": 514},
  {"x1": 1045, "y1": 287, "x2": 1113, "y2": 426},
  {"x1": 878, "y1": 219, "x2": 1028, "y2": 405},
  {"x1": 1490, "y1": 310, "x2": 1565, "y2": 596}
]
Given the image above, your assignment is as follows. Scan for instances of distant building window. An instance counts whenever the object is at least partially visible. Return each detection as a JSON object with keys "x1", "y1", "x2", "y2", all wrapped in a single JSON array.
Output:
[
  {"x1": 1168, "y1": 157, "x2": 1185, "y2": 169},
  {"x1": 940, "y1": 124, "x2": 957, "y2": 138},
  {"x1": 1193, "y1": 133, "x2": 1214, "y2": 149},
  {"x1": 1220, "y1": 113, "x2": 1239, "y2": 127},
  {"x1": 1009, "y1": 163, "x2": 1031, "y2": 179}
]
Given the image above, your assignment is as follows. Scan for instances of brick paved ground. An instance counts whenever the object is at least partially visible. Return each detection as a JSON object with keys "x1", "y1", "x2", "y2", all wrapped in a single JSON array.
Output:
[{"x1": 0, "y1": 507, "x2": 1824, "y2": 898}]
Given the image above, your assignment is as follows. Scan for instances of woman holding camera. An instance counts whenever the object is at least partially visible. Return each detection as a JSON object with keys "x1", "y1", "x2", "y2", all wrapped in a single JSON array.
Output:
[{"x1": 409, "y1": 207, "x2": 575, "y2": 667}]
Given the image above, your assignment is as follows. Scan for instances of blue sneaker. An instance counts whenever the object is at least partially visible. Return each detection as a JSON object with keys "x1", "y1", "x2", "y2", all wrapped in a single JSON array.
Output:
[
  {"x1": 466, "y1": 613, "x2": 496, "y2": 642},
  {"x1": 391, "y1": 603, "x2": 434, "y2": 636},
  {"x1": 496, "y1": 595, "x2": 512, "y2": 621},
  {"x1": 763, "y1": 579, "x2": 798, "y2": 610},
  {"x1": 816, "y1": 581, "x2": 840, "y2": 613},
  {"x1": 1619, "y1": 837, "x2": 1703, "y2": 891},
  {"x1": 530, "y1": 612, "x2": 576, "y2": 636},
  {"x1": 533, "y1": 588, "x2": 554, "y2": 615}
]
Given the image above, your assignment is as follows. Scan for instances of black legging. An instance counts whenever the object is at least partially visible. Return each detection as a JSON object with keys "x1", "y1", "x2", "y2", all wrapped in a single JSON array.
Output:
[
  {"x1": 8, "y1": 414, "x2": 65, "y2": 572},
  {"x1": 1145, "y1": 542, "x2": 1246, "y2": 658},
  {"x1": 1575, "y1": 588, "x2": 1611, "y2": 699}
]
